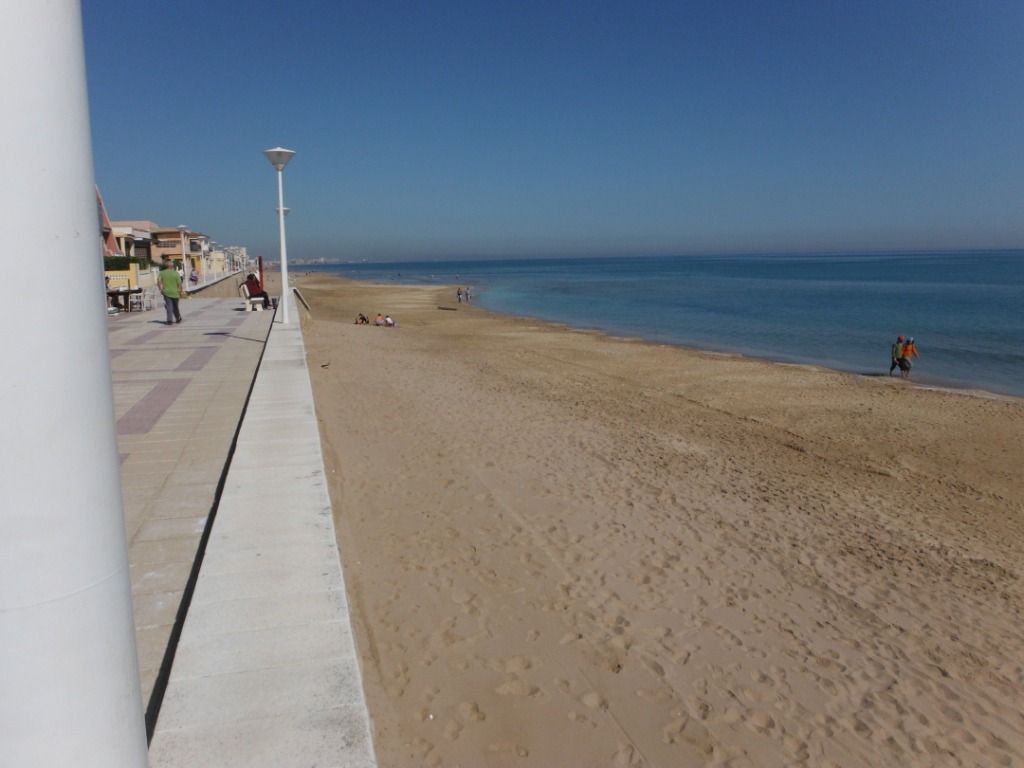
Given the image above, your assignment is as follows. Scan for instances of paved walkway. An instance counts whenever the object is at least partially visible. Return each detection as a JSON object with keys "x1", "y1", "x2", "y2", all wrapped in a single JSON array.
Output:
[
  {"x1": 146, "y1": 302, "x2": 376, "y2": 766},
  {"x1": 110, "y1": 298, "x2": 273, "y2": 706}
]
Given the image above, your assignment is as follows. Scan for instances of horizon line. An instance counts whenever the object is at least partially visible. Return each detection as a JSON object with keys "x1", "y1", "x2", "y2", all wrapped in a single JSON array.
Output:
[{"x1": 269, "y1": 246, "x2": 1024, "y2": 264}]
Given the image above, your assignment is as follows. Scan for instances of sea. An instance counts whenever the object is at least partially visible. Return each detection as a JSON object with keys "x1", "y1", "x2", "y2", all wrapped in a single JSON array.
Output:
[{"x1": 304, "y1": 251, "x2": 1024, "y2": 398}]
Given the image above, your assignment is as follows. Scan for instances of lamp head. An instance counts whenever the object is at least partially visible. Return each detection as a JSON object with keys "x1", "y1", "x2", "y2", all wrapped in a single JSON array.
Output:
[{"x1": 263, "y1": 147, "x2": 296, "y2": 171}]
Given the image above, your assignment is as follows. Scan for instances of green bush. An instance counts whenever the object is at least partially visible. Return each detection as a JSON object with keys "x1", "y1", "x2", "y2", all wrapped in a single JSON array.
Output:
[{"x1": 104, "y1": 256, "x2": 151, "y2": 271}]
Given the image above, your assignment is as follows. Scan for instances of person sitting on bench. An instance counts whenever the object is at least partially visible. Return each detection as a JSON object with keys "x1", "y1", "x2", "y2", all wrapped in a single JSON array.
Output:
[{"x1": 243, "y1": 273, "x2": 271, "y2": 309}]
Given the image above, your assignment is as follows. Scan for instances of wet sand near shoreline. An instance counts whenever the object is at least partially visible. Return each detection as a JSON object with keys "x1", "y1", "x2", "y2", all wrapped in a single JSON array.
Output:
[{"x1": 297, "y1": 273, "x2": 1023, "y2": 767}]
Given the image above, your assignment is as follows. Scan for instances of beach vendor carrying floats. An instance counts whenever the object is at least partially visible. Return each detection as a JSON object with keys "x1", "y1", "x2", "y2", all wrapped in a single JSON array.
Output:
[
  {"x1": 889, "y1": 335, "x2": 921, "y2": 379},
  {"x1": 899, "y1": 337, "x2": 920, "y2": 379}
]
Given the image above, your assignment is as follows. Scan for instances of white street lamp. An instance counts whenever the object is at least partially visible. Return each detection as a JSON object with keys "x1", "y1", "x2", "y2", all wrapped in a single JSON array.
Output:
[
  {"x1": 176, "y1": 224, "x2": 188, "y2": 276},
  {"x1": 263, "y1": 147, "x2": 295, "y2": 322}
]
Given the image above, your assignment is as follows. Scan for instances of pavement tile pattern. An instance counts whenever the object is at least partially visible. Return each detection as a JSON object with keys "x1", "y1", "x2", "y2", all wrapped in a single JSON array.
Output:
[{"x1": 108, "y1": 299, "x2": 272, "y2": 704}]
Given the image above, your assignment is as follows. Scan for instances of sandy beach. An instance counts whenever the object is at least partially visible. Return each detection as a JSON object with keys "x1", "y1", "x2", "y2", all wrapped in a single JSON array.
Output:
[{"x1": 295, "y1": 273, "x2": 1023, "y2": 768}]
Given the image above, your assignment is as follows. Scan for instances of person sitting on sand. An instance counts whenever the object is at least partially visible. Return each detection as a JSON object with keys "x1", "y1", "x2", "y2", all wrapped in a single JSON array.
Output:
[
  {"x1": 889, "y1": 335, "x2": 905, "y2": 376},
  {"x1": 355, "y1": 313, "x2": 369, "y2": 325},
  {"x1": 384, "y1": 315, "x2": 396, "y2": 327},
  {"x1": 374, "y1": 313, "x2": 385, "y2": 326},
  {"x1": 899, "y1": 337, "x2": 920, "y2": 379}
]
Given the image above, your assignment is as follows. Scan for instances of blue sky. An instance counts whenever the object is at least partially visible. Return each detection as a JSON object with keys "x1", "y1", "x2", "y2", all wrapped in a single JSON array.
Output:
[{"x1": 83, "y1": 1, "x2": 1024, "y2": 260}]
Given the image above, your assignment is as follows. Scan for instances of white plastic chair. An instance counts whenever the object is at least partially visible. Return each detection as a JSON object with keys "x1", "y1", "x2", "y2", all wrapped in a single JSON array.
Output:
[{"x1": 128, "y1": 291, "x2": 145, "y2": 312}]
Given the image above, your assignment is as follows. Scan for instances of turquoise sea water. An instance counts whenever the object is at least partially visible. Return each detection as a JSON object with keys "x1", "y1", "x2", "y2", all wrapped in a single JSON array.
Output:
[{"x1": 307, "y1": 252, "x2": 1024, "y2": 397}]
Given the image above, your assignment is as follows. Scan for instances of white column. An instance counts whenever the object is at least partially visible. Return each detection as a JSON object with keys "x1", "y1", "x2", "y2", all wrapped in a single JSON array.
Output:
[
  {"x1": 0, "y1": 2, "x2": 149, "y2": 766},
  {"x1": 276, "y1": 169, "x2": 291, "y2": 323},
  {"x1": 178, "y1": 229, "x2": 188, "y2": 274}
]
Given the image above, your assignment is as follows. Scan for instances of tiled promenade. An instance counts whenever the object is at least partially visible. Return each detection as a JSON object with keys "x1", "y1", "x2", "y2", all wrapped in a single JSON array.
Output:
[
  {"x1": 128, "y1": 301, "x2": 376, "y2": 766},
  {"x1": 110, "y1": 298, "x2": 273, "y2": 705}
]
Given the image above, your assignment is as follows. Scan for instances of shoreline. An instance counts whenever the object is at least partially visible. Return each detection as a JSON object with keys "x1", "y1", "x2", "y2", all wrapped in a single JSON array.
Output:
[
  {"x1": 294, "y1": 268, "x2": 1015, "y2": 403},
  {"x1": 297, "y1": 272, "x2": 1024, "y2": 767},
  {"x1": 297, "y1": 270, "x2": 1020, "y2": 403},
  {"x1": 475, "y1": 301, "x2": 1022, "y2": 404}
]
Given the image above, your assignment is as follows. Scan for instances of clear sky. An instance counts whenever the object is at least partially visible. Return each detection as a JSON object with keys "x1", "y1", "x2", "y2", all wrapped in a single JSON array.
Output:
[{"x1": 83, "y1": 0, "x2": 1024, "y2": 261}]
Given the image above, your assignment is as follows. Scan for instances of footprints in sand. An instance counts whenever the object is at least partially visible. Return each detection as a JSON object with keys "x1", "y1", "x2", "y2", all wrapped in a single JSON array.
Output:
[
  {"x1": 457, "y1": 700, "x2": 486, "y2": 722},
  {"x1": 443, "y1": 701, "x2": 487, "y2": 742},
  {"x1": 494, "y1": 655, "x2": 542, "y2": 698},
  {"x1": 418, "y1": 688, "x2": 488, "y2": 746},
  {"x1": 661, "y1": 712, "x2": 712, "y2": 752},
  {"x1": 567, "y1": 709, "x2": 599, "y2": 729},
  {"x1": 331, "y1": 341, "x2": 1024, "y2": 768},
  {"x1": 495, "y1": 678, "x2": 539, "y2": 697},
  {"x1": 612, "y1": 742, "x2": 645, "y2": 767},
  {"x1": 449, "y1": 587, "x2": 477, "y2": 612},
  {"x1": 502, "y1": 655, "x2": 534, "y2": 674},
  {"x1": 488, "y1": 741, "x2": 530, "y2": 758}
]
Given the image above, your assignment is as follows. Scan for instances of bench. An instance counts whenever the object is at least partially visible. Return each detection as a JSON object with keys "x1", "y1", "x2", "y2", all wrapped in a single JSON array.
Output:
[{"x1": 239, "y1": 283, "x2": 264, "y2": 311}]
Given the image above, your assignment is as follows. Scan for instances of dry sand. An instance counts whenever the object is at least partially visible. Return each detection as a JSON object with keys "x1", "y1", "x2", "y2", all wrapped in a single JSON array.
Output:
[{"x1": 296, "y1": 273, "x2": 1023, "y2": 768}]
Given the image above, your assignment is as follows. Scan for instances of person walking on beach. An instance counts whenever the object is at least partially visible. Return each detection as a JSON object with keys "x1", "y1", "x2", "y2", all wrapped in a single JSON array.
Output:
[
  {"x1": 889, "y1": 335, "x2": 905, "y2": 376},
  {"x1": 457, "y1": 288, "x2": 463, "y2": 303},
  {"x1": 899, "y1": 337, "x2": 920, "y2": 379},
  {"x1": 158, "y1": 258, "x2": 185, "y2": 325}
]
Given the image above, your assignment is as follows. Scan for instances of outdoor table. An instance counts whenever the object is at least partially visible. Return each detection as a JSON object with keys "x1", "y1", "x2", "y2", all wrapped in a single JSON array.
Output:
[{"x1": 106, "y1": 287, "x2": 142, "y2": 311}]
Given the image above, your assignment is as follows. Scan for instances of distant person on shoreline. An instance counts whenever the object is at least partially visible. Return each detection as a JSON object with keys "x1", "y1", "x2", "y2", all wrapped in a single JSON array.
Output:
[
  {"x1": 889, "y1": 335, "x2": 905, "y2": 376},
  {"x1": 158, "y1": 258, "x2": 185, "y2": 325},
  {"x1": 457, "y1": 288, "x2": 463, "y2": 303},
  {"x1": 384, "y1": 315, "x2": 396, "y2": 327},
  {"x1": 374, "y1": 313, "x2": 385, "y2": 326},
  {"x1": 243, "y1": 272, "x2": 271, "y2": 309},
  {"x1": 899, "y1": 337, "x2": 920, "y2": 379},
  {"x1": 355, "y1": 313, "x2": 369, "y2": 325},
  {"x1": 464, "y1": 286, "x2": 471, "y2": 303}
]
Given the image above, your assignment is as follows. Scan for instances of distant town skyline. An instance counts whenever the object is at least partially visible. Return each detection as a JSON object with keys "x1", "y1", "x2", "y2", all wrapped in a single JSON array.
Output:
[{"x1": 83, "y1": 1, "x2": 1024, "y2": 261}]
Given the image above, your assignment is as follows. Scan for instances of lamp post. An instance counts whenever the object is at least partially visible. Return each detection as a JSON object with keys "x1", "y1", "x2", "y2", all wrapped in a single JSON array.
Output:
[
  {"x1": 176, "y1": 224, "x2": 188, "y2": 278},
  {"x1": 210, "y1": 242, "x2": 220, "y2": 280},
  {"x1": 263, "y1": 147, "x2": 295, "y2": 322}
]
